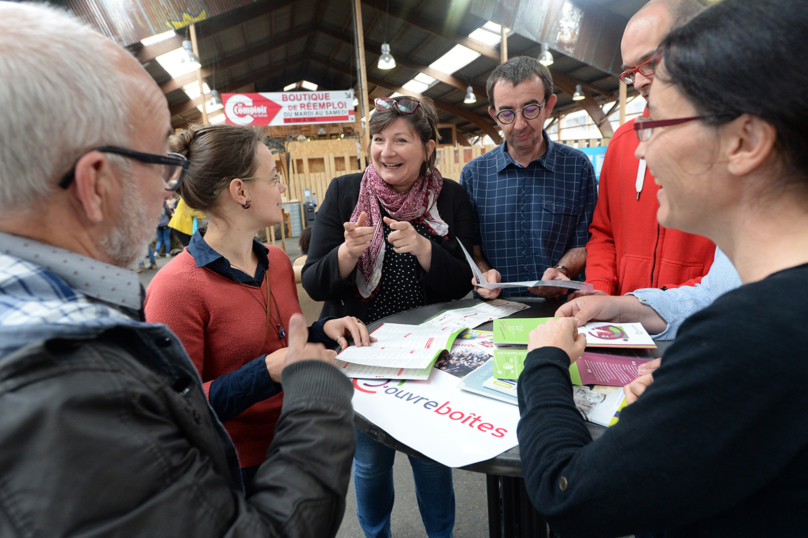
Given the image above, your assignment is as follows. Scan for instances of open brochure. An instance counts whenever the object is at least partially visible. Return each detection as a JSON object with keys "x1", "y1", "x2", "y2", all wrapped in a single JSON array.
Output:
[
  {"x1": 336, "y1": 323, "x2": 466, "y2": 380},
  {"x1": 492, "y1": 318, "x2": 656, "y2": 380},
  {"x1": 458, "y1": 242, "x2": 592, "y2": 292},
  {"x1": 459, "y1": 360, "x2": 627, "y2": 427},
  {"x1": 420, "y1": 299, "x2": 529, "y2": 330},
  {"x1": 493, "y1": 318, "x2": 657, "y2": 348}
]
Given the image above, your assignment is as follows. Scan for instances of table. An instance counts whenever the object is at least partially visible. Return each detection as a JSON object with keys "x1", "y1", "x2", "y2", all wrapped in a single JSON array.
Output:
[{"x1": 356, "y1": 297, "x2": 667, "y2": 538}]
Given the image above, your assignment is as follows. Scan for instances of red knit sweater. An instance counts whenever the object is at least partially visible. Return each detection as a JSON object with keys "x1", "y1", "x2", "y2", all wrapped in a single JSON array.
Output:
[
  {"x1": 586, "y1": 116, "x2": 715, "y2": 295},
  {"x1": 144, "y1": 247, "x2": 301, "y2": 468}
]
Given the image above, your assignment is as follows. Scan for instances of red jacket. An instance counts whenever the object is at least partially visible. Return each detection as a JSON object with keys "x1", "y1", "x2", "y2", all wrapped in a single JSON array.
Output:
[
  {"x1": 586, "y1": 116, "x2": 715, "y2": 295},
  {"x1": 145, "y1": 247, "x2": 301, "y2": 467}
]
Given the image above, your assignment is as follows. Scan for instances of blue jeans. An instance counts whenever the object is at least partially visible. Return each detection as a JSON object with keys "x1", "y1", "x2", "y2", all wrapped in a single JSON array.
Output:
[
  {"x1": 147, "y1": 244, "x2": 155, "y2": 264},
  {"x1": 354, "y1": 428, "x2": 455, "y2": 538},
  {"x1": 155, "y1": 226, "x2": 171, "y2": 255}
]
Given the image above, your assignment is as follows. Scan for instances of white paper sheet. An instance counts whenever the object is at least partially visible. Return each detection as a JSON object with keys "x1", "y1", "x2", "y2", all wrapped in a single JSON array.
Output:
[
  {"x1": 336, "y1": 323, "x2": 462, "y2": 368},
  {"x1": 352, "y1": 369, "x2": 520, "y2": 467},
  {"x1": 420, "y1": 299, "x2": 529, "y2": 330},
  {"x1": 458, "y1": 242, "x2": 593, "y2": 292}
]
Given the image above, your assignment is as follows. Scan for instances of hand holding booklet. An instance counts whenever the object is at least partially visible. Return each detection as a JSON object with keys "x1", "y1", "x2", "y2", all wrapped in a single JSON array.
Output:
[
  {"x1": 458, "y1": 242, "x2": 592, "y2": 292},
  {"x1": 336, "y1": 323, "x2": 467, "y2": 380}
]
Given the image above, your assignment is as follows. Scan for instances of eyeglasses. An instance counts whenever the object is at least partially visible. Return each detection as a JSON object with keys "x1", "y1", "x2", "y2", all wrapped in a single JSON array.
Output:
[
  {"x1": 494, "y1": 102, "x2": 545, "y2": 124},
  {"x1": 619, "y1": 55, "x2": 660, "y2": 85},
  {"x1": 633, "y1": 116, "x2": 712, "y2": 141},
  {"x1": 59, "y1": 146, "x2": 189, "y2": 191},
  {"x1": 375, "y1": 97, "x2": 422, "y2": 114},
  {"x1": 213, "y1": 173, "x2": 283, "y2": 195}
]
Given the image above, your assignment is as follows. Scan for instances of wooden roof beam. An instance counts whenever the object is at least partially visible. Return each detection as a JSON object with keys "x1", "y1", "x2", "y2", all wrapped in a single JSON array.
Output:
[
  {"x1": 317, "y1": 27, "x2": 487, "y2": 99},
  {"x1": 309, "y1": 56, "x2": 501, "y2": 143},
  {"x1": 160, "y1": 28, "x2": 316, "y2": 95},
  {"x1": 169, "y1": 56, "x2": 305, "y2": 117},
  {"x1": 360, "y1": 0, "x2": 500, "y2": 62}
]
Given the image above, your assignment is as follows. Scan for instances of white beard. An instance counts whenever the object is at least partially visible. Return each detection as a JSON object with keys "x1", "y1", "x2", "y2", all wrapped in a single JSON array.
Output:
[{"x1": 99, "y1": 177, "x2": 156, "y2": 269}]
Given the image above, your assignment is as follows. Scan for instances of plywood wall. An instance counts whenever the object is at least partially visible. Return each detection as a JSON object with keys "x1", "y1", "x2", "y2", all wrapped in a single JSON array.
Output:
[{"x1": 275, "y1": 144, "x2": 498, "y2": 208}]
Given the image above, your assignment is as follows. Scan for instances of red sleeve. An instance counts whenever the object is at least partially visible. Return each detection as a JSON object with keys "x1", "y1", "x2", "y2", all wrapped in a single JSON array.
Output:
[
  {"x1": 144, "y1": 254, "x2": 211, "y2": 396},
  {"x1": 584, "y1": 148, "x2": 619, "y2": 295}
]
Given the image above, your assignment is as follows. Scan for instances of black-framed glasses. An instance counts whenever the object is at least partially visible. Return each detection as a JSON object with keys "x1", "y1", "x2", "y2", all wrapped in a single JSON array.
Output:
[
  {"x1": 58, "y1": 146, "x2": 189, "y2": 191},
  {"x1": 375, "y1": 97, "x2": 422, "y2": 114},
  {"x1": 633, "y1": 116, "x2": 712, "y2": 141},
  {"x1": 619, "y1": 55, "x2": 661, "y2": 85},
  {"x1": 494, "y1": 102, "x2": 545, "y2": 124}
]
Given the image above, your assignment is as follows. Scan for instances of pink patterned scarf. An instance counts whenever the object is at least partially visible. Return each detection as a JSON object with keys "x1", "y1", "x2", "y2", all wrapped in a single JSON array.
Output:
[{"x1": 351, "y1": 163, "x2": 448, "y2": 298}]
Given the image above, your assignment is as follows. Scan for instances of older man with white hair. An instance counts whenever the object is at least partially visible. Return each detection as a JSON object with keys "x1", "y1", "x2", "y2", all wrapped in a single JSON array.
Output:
[{"x1": 0, "y1": 3, "x2": 354, "y2": 536}]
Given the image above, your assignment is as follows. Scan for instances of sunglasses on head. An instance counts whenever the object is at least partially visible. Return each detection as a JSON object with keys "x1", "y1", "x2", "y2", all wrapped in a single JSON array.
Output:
[{"x1": 375, "y1": 97, "x2": 422, "y2": 114}]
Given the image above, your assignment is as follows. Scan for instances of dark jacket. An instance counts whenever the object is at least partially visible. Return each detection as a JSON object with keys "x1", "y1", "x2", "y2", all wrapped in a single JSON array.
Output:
[
  {"x1": 0, "y1": 323, "x2": 355, "y2": 537},
  {"x1": 301, "y1": 172, "x2": 474, "y2": 321}
]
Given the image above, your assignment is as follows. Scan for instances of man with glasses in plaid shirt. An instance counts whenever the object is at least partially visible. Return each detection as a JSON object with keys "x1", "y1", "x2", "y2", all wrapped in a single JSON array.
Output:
[
  {"x1": 578, "y1": 0, "x2": 716, "y2": 300},
  {"x1": 0, "y1": 3, "x2": 354, "y2": 536},
  {"x1": 461, "y1": 56, "x2": 597, "y2": 299}
]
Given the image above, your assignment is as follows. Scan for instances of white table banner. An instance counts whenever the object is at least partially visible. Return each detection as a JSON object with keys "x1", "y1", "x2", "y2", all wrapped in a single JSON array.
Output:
[{"x1": 352, "y1": 369, "x2": 520, "y2": 468}]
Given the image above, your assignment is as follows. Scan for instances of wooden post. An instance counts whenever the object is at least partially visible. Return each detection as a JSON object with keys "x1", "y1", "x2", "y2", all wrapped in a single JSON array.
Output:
[
  {"x1": 500, "y1": 26, "x2": 508, "y2": 63},
  {"x1": 353, "y1": 0, "x2": 371, "y2": 169},
  {"x1": 619, "y1": 81, "x2": 627, "y2": 125},
  {"x1": 190, "y1": 24, "x2": 208, "y2": 124}
]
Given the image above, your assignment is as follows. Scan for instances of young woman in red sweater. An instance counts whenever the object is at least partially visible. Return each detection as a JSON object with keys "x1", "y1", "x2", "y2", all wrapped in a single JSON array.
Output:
[{"x1": 144, "y1": 124, "x2": 369, "y2": 487}]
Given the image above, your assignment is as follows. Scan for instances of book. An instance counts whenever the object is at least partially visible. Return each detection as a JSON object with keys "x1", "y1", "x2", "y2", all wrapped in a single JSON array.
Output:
[
  {"x1": 457, "y1": 359, "x2": 518, "y2": 406},
  {"x1": 336, "y1": 323, "x2": 467, "y2": 380},
  {"x1": 569, "y1": 352, "x2": 651, "y2": 387},
  {"x1": 492, "y1": 318, "x2": 557, "y2": 345},
  {"x1": 574, "y1": 385, "x2": 627, "y2": 427},
  {"x1": 493, "y1": 318, "x2": 657, "y2": 349}
]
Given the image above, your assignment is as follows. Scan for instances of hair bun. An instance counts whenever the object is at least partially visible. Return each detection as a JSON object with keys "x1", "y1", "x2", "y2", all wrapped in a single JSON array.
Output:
[{"x1": 169, "y1": 129, "x2": 194, "y2": 156}]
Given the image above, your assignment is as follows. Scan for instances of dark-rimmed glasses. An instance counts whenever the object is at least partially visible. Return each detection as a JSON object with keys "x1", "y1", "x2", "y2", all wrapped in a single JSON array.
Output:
[
  {"x1": 58, "y1": 146, "x2": 189, "y2": 191},
  {"x1": 633, "y1": 116, "x2": 712, "y2": 141},
  {"x1": 213, "y1": 173, "x2": 283, "y2": 195},
  {"x1": 375, "y1": 97, "x2": 422, "y2": 114},
  {"x1": 494, "y1": 102, "x2": 545, "y2": 124},
  {"x1": 619, "y1": 55, "x2": 661, "y2": 85}
]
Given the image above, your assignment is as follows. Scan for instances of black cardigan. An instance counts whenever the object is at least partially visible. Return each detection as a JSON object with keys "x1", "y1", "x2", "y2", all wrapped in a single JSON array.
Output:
[
  {"x1": 301, "y1": 172, "x2": 474, "y2": 321},
  {"x1": 517, "y1": 262, "x2": 808, "y2": 537}
]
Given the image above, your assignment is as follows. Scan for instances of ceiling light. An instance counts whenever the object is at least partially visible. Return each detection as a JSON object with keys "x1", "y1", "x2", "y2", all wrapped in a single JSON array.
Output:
[
  {"x1": 464, "y1": 86, "x2": 477, "y2": 104},
  {"x1": 538, "y1": 43, "x2": 554, "y2": 66},
  {"x1": 180, "y1": 40, "x2": 201, "y2": 70},
  {"x1": 572, "y1": 84, "x2": 585, "y2": 101},
  {"x1": 209, "y1": 90, "x2": 222, "y2": 106},
  {"x1": 378, "y1": 43, "x2": 396, "y2": 70}
]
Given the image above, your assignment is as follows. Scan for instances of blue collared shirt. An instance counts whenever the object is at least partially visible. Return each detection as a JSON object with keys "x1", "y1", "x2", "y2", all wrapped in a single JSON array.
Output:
[
  {"x1": 186, "y1": 232, "x2": 333, "y2": 423},
  {"x1": 629, "y1": 247, "x2": 742, "y2": 340},
  {"x1": 460, "y1": 135, "x2": 597, "y2": 297}
]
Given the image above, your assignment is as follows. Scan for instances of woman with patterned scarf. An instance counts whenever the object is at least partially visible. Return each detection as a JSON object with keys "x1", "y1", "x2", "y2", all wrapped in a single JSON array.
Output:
[{"x1": 303, "y1": 96, "x2": 473, "y2": 538}]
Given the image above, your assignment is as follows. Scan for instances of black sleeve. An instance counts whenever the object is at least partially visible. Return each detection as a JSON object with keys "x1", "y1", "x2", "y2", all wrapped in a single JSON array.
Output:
[
  {"x1": 302, "y1": 176, "x2": 359, "y2": 302},
  {"x1": 208, "y1": 356, "x2": 282, "y2": 422},
  {"x1": 419, "y1": 179, "x2": 474, "y2": 300},
  {"x1": 517, "y1": 289, "x2": 808, "y2": 537}
]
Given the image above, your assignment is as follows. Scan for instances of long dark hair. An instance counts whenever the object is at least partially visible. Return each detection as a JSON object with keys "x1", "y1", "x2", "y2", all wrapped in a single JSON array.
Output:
[{"x1": 659, "y1": 0, "x2": 808, "y2": 187}]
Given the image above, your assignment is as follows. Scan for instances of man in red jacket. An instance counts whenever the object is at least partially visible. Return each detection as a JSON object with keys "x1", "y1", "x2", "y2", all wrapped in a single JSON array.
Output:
[{"x1": 581, "y1": 0, "x2": 715, "y2": 297}]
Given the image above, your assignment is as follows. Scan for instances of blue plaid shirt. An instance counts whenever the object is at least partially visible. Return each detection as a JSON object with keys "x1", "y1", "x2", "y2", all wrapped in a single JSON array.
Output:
[{"x1": 460, "y1": 136, "x2": 597, "y2": 297}]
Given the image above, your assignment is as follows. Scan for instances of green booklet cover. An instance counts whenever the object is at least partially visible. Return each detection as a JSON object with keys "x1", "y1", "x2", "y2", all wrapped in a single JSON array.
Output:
[
  {"x1": 492, "y1": 348, "x2": 528, "y2": 380},
  {"x1": 492, "y1": 318, "x2": 557, "y2": 345}
]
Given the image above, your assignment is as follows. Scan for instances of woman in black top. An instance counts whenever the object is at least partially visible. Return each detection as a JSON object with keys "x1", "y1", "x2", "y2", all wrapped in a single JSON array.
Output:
[
  {"x1": 518, "y1": 1, "x2": 808, "y2": 536},
  {"x1": 303, "y1": 96, "x2": 473, "y2": 538}
]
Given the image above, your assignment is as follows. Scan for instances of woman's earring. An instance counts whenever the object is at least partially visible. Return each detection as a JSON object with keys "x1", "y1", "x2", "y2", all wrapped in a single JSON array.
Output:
[{"x1": 241, "y1": 200, "x2": 251, "y2": 209}]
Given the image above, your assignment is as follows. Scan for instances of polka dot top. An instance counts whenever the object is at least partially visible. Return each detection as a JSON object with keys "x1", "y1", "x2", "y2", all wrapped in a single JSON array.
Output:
[{"x1": 365, "y1": 218, "x2": 433, "y2": 324}]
